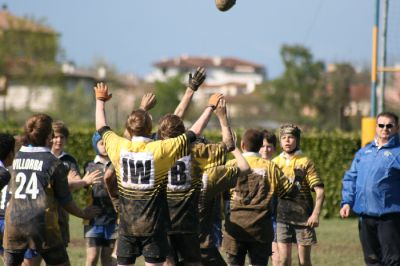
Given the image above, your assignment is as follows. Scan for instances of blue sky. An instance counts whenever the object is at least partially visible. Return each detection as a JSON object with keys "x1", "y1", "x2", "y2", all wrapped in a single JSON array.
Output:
[{"x1": 2, "y1": 0, "x2": 373, "y2": 78}]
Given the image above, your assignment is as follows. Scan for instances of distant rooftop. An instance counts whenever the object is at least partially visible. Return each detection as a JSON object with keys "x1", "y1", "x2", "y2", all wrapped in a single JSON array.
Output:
[{"x1": 154, "y1": 55, "x2": 265, "y2": 70}]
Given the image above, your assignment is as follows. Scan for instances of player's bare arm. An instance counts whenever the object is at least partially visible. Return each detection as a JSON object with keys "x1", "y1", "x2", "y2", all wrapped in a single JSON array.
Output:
[
  {"x1": 174, "y1": 66, "x2": 206, "y2": 118},
  {"x1": 104, "y1": 166, "x2": 120, "y2": 212},
  {"x1": 68, "y1": 169, "x2": 102, "y2": 192},
  {"x1": 307, "y1": 186, "x2": 325, "y2": 227},
  {"x1": 215, "y1": 98, "x2": 235, "y2": 152},
  {"x1": 94, "y1": 82, "x2": 112, "y2": 130},
  {"x1": 189, "y1": 93, "x2": 223, "y2": 136}
]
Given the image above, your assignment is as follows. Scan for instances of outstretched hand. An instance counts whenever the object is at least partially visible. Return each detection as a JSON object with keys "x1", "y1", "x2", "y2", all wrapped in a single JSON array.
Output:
[
  {"x1": 188, "y1": 67, "x2": 206, "y2": 91},
  {"x1": 94, "y1": 82, "x2": 112, "y2": 102},
  {"x1": 139, "y1": 93, "x2": 157, "y2": 111},
  {"x1": 208, "y1": 93, "x2": 224, "y2": 110},
  {"x1": 83, "y1": 170, "x2": 102, "y2": 186}
]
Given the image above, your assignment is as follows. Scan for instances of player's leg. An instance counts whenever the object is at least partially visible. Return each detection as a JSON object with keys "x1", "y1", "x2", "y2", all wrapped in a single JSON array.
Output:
[
  {"x1": 276, "y1": 222, "x2": 295, "y2": 266},
  {"x1": 223, "y1": 237, "x2": 246, "y2": 266},
  {"x1": 100, "y1": 240, "x2": 117, "y2": 266},
  {"x1": 86, "y1": 244, "x2": 100, "y2": 266},
  {"x1": 21, "y1": 249, "x2": 41, "y2": 266},
  {"x1": 294, "y1": 225, "x2": 316, "y2": 266}
]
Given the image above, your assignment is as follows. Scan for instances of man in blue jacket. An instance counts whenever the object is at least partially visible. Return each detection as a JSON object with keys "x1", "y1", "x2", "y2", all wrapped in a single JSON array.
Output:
[{"x1": 340, "y1": 111, "x2": 400, "y2": 266}]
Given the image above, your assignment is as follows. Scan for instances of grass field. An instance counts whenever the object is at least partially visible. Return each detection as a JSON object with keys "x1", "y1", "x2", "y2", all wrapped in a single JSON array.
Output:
[{"x1": 67, "y1": 216, "x2": 364, "y2": 266}]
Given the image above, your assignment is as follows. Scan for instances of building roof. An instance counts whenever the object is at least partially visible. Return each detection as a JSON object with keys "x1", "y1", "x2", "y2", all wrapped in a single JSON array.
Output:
[
  {"x1": 153, "y1": 55, "x2": 264, "y2": 70},
  {"x1": 0, "y1": 9, "x2": 56, "y2": 34}
]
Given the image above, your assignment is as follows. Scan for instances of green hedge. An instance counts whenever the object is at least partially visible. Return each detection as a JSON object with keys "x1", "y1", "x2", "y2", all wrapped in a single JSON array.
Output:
[{"x1": 2, "y1": 125, "x2": 361, "y2": 217}]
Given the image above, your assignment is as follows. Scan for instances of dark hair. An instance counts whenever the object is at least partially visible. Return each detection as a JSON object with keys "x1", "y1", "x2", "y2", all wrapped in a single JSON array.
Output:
[
  {"x1": 0, "y1": 133, "x2": 15, "y2": 161},
  {"x1": 157, "y1": 114, "x2": 185, "y2": 140},
  {"x1": 262, "y1": 130, "x2": 277, "y2": 149},
  {"x1": 52, "y1": 120, "x2": 69, "y2": 139},
  {"x1": 242, "y1": 129, "x2": 263, "y2": 152},
  {"x1": 377, "y1": 111, "x2": 399, "y2": 125},
  {"x1": 23, "y1": 114, "x2": 53, "y2": 147},
  {"x1": 125, "y1": 109, "x2": 152, "y2": 138}
]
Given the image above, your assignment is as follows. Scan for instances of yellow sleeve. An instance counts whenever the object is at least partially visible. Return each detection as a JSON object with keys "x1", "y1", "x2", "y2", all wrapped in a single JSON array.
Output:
[
  {"x1": 204, "y1": 165, "x2": 239, "y2": 200},
  {"x1": 146, "y1": 133, "x2": 190, "y2": 178},
  {"x1": 102, "y1": 130, "x2": 129, "y2": 167},
  {"x1": 192, "y1": 142, "x2": 226, "y2": 170}
]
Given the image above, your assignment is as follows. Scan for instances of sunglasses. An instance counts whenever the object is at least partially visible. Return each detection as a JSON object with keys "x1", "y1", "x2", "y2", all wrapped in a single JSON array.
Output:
[{"x1": 377, "y1": 123, "x2": 394, "y2": 129}]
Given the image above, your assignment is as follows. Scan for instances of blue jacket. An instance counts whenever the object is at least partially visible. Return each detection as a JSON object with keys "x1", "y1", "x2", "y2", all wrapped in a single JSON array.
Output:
[{"x1": 341, "y1": 134, "x2": 400, "y2": 216}]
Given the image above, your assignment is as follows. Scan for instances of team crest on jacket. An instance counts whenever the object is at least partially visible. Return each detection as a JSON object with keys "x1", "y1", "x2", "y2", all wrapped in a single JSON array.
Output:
[{"x1": 384, "y1": 151, "x2": 392, "y2": 157}]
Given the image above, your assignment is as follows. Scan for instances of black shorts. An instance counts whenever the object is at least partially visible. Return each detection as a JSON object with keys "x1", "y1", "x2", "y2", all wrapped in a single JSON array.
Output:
[
  {"x1": 86, "y1": 237, "x2": 116, "y2": 248},
  {"x1": 4, "y1": 245, "x2": 69, "y2": 266},
  {"x1": 200, "y1": 247, "x2": 227, "y2": 266},
  {"x1": 223, "y1": 237, "x2": 271, "y2": 266},
  {"x1": 168, "y1": 233, "x2": 201, "y2": 263},
  {"x1": 117, "y1": 234, "x2": 169, "y2": 265}
]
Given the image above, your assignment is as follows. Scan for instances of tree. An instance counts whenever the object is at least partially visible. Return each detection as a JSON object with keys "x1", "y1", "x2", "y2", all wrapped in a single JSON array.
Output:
[
  {"x1": 318, "y1": 63, "x2": 355, "y2": 130},
  {"x1": 266, "y1": 44, "x2": 325, "y2": 125},
  {"x1": 0, "y1": 10, "x2": 61, "y2": 85},
  {"x1": 151, "y1": 76, "x2": 186, "y2": 121}
]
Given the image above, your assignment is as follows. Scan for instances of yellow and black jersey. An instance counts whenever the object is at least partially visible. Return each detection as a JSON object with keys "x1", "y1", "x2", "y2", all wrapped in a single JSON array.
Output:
[
  {"x1": 166, "y1": 142, "x2": 226, "y2": 234},
  {"x1": 84, "y1": 156, "x2": 117, "y2": 226},
  {"x1": 224, "y1": 152, "x2": 293, "y2": 243},
  {"x1": 4, "y1": 146, "x2": 72, "y2": 250},
  {"x1": 273, "y1": 151, "x2": 324, "y2": 225},
  {"x1": 99, "y1": 127, "x2": 196, "y2": 236},
  {"x1": 199, "y1": 165, "x2": 240, "y2": 249}
]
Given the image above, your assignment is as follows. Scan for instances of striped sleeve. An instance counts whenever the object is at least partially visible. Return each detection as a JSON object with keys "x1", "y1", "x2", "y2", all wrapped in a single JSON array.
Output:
[
  {"x1": 205, "y1": 165, "x2": 239, "y2": 200},
  {"x1": 305, "y1": 159, "x2": 323, "y2": 189}
]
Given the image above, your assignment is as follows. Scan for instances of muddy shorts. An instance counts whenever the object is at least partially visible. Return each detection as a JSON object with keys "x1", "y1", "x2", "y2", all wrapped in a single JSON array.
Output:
[{"x1": 276, "y1": 222, "x2": 316, "y2": 245}]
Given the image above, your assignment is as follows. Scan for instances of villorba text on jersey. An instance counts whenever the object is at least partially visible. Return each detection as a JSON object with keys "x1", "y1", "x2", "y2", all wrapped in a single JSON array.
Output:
[{"x1": 13, "y1": 158, "x2": 44, "y2": 171}]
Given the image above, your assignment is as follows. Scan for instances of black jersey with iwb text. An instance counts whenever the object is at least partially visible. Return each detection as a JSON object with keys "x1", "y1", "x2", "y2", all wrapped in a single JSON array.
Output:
[{"x1": 4, "y1": 146, "x2": 72, "y2": 250}]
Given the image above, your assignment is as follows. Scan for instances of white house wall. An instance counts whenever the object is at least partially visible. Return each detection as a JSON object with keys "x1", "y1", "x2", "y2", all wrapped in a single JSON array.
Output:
[{"x1": 0, "y1": 85, "x2": 54, "y2": 112}]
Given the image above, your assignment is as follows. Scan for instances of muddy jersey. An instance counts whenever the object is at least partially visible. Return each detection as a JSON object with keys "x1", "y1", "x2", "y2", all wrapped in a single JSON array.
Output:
[
  {"x1": 199, "y1": 165, "x2": 240, "y2": 249},
  {"x1": 84, "y1": 156, "x2": 117, "y2": 225},
  {"x1": 58, "y1": 152, "x2": 80, "y2": 173},
  {"x1": 99, "y1": 127, "x2": 196, "y2": 236},
  {"x1": 166, "y1": 142, "x2": 226, "y2": 234},
  {"x1": 4, "y1": 146, "x2": 72, "y2": 250},
  {"x1": 0, "y1": 166, "x2": 11, "y2": 219},
  {"x1": 224, "y1": 152, "x2": 293, "y2": 243},
  {"x1": 56, "y1": 152, "x2": 80, "y2": 245},
  {"x1": 273, "y1": 151, "x2": 323, "y2": 225}
]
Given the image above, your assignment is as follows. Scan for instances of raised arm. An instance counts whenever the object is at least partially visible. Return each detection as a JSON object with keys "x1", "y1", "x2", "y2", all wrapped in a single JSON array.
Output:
[
  {"x1": 139, "y1": 93, "x2": 157, "y2": 112},
  {"x1": 94, "y1": 82, "x2": 112, "y2": 130},
  {"x1": 214, "y1": 98, "x2": 235, "y2": 152},
  {"x1": 189, "y1": 93, "x2": 223, "y2": 136},
  {"x1": 174, "y1": 67, "x2": 206, "y2": 118}
]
